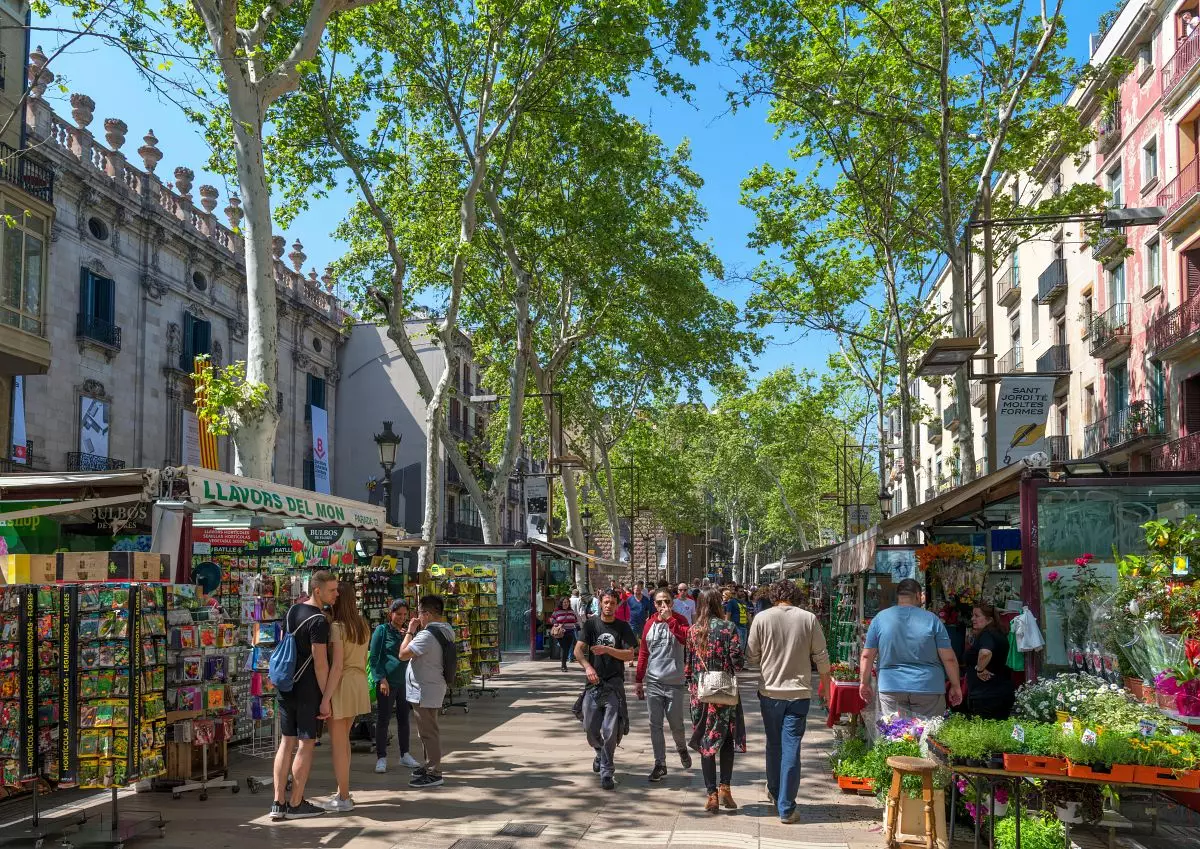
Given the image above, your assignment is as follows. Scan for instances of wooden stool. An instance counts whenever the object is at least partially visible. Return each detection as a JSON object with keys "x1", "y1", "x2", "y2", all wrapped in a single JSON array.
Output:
[{"x1": 883, "y1": 755, "x2": 938, "y2": 849}]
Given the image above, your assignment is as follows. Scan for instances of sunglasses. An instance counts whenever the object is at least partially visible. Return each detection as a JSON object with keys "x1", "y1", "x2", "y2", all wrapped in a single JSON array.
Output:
[{"x1": 655, "y1": 599, "x2": 672, "y2": 606}]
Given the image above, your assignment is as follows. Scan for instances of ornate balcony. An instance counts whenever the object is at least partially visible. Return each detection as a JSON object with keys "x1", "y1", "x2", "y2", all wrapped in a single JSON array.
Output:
[
  {"x1": 997, "y1": 345, "x2": 1023, "y2": 374},
  {"x1": 1097, "y1": 111, "x2": 1121, "y2": 155},
  {"x1": 1083, "y1": 401, "x2": 1166, "y2": 458},
  {"x1": 1151, "y1": 431, "x2": 1200, "y2": 472},
  {"x1": 1089, "y1": 302, "x2": 1131, "y2": 359},
  {"x1": 1156, "y1": 157, "x2": 1200, "y2": 231},
  {"x1": 1162, "y1": 26, "x2": 1200, "y2": 101},
  {"x1": 76, "y1": 313, "x2": 122, "y2": 352},
  {"x1": 924, "y1": 487, "x2": 936, "y2": 503},
  {"x1": 971, "y1": 383, "x2": 986, "y2": 407},
  {"x1": 503, "y1": 528, "x2": 524, "y2": 544},
  {"x1": 996, "y1": 266, "x2": 1020, "y2": 308},
  {"x1": 0, "y1": 141, "x2": 54, "y2": 204},
  {"x1": 1046, "y1": 435, "x2": 1072, "y2": 462},
  {"x1": 66, "y1": 452, "x2": 126, "y2": 472},
  {"x1": 1150, "y1": 298, "x2": 1200, "y2": 360},
  {"x1": 942, "y1": 403, "x2": 961, "y2": 431},
  {"x1": 445, "y1": 519, "x2": 484, "y2": 543},
  {"x1": 1037, "y1": 258, "x2": 1067, "y2": 304},
  {"x1": 1091, "y1": 228, "x2": 1126, "y2": 263},
  {"x1": 1035, "y1": 344, "x2": 1070, "y2": 374},
  {"x1": 508, "y1": 478, "x2": 521, "y2": 501}
]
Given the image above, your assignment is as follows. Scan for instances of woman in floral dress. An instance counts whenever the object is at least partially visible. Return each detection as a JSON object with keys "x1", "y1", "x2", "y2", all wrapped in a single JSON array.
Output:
[{"x1": 686, "y1": 588, "x2": 746, "y2": 813}]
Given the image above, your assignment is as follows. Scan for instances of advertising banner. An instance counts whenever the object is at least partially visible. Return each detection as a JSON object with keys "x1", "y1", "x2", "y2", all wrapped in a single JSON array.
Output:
[
  {"x1": 11, "y1": 375, "x2": 26, "y2": 463},
  {"x1": 181, "y1": 409, "x2": 203, "y2": 466},
  {"x1": 19, "y1": 588, "x2": 35, "y2": 778},
  {"x1": 80, "y1": 396, "x2": 110, "y2": 458},
  {"x1": 524, "y1": 475, "x2": 549, "y2": 541},
  {"x1": 310, "y1": 405, "x2": 331, "y2": 494},
  {"x1": 996, "y1": 376, "x2": 1056, "y2": 466},
  {"x1": 58, "y1": 586, "x2": 78, "y2": 786}
]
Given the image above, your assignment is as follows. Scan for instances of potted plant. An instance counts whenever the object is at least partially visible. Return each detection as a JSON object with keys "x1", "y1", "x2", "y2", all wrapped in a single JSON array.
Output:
[
  {"x1": 1127, "y1": 732, "x2": 1200, "y2": 789},
  {"x1": 1041, "y1": 781, "x2": 1103, "y2": 825},
  {"x1": 1052, "y1": 725, "x2": 1137, "y2": 783},
  {"x1": 993, "y1": 814, "x2": 1064, "y2": 849},
  {"x1": 1125, "y1": 400, "x2": 1150, "y2": 439},
  {"x1": 1002, "y1": 722, "x2": 1068, "y2": 775}
]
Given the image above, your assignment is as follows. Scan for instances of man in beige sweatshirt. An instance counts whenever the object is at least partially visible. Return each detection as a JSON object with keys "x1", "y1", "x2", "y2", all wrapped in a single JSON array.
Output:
[{"x1": 746, "y1": 579, "x2": 831, "y2": 825}]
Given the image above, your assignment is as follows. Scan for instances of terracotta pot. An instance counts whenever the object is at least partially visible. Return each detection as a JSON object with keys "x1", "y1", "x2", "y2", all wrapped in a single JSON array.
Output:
[
  {"x1": 1124, "y1": 676, "x2": 1144, "y2": 701},
  {"x1": 1143, "y1": 684, "x2": 1159, "y2": 706}
]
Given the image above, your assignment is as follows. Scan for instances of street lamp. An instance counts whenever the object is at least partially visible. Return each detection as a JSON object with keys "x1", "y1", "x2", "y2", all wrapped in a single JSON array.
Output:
[
  {"x1": 878, "y1": 487, "x2": 894, "y2": 520},
  {"x1": 580, "y1": 507, "x2": 593, "y2": 592},
  {"x1": 374, "y1": 421, "x2": 402, "y2": 524}
]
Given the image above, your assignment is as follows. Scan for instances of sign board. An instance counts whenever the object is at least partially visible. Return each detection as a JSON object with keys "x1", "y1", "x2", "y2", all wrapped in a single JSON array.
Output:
[
  {"x1": 617, "y1": 517, "x2": 631, "y2": 563},
  {"x1": 181, "y1": 409, "x2": 203, "y2": 466},
  {"x1": 845, "y1": 504, "x2": 871, "y2": 535},
  {"x1": 185, "y1": 467, "x2": 385, "y2": 531},
  {"x1": 303, "y1": 525, "x2": 345, "y2": 547},
  {"x1": 524, "y1": 475, "x2": 549, "y2": 541},
  {"x1": 80, "y1": 396, "x2": 109, "y2": 457},
  {"x1": 11, "y1": 376, "x2": 26, "y2": 464},
  {"x1": 310, "y1": 405, "x2": 331, "y2": 494},
  {"x1": 996, "y1": 377, "x2": 1056, "y2": 466}
]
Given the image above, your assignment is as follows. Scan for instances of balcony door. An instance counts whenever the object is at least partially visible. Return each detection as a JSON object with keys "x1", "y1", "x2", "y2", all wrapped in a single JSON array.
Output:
[
  {"x1": 1186, "y1": 249, "x2": 1200, "y2": 301},
  {"x1": 1184, "y1": 375, "x2": 1200, "y2": 437},
  {"x1": 1109, "y1": 363, "x2": 1130, "y2": 416}
]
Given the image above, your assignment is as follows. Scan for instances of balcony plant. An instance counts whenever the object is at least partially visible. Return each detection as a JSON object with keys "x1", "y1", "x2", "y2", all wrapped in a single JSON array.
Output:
[{"x1": 1124, "y1": 400, "x2": 1156, "y2": 439}]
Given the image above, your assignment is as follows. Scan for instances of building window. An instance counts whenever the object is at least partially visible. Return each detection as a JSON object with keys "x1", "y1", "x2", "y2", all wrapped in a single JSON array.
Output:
[
  {"x1": 1031, "y1": 295, "x2": 1040, "y2": 342},
  {"x1": 79, "y1": 267, "x2": 115, "y2": 329},
  {"x1": 0, "y1": 208, "x2": 47, "y2": 335},
  {"x1": 1084, "y1": 384, "x2": 1095, "y2": 426},
  {"x1": 1108, "y1": 261, "x2": 1127, "y2": 304},
  {"x1": 181, "y1": 311, "x2": 211, "y2": 370},
  {"x1": 305, "y1": 373, "x2": 326, "y2": 421},
  {"x1": 1147, "y1": 237, "x2": 1161, "y2": 291},
  {"x1": 1108, "y1": 163, "x2": 1123, "y2": 207},
  {"x1": 1138, "y1": 40, "x2": 1153, "y2": 74},
  {"x1": 1143, "y1": 138, "x2": 1159, "y2": 183}
]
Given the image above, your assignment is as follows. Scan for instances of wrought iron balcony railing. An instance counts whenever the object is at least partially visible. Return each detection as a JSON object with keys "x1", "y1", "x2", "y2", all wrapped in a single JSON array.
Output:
[{"x1": 66, "y1": 452, "x2": 126, "y2": 472}]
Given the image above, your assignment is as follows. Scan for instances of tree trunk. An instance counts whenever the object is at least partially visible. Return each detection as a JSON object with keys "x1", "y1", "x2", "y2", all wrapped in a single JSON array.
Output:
[
  {"x1": 897, "y1": 338, "x2": 918, "y2": 509},
  {"x1": 226, "y1": 78, "x2": 279, "y2": 480},
  {"x1": 420, "y1": 388, "x2": 447, "y2": 570}
]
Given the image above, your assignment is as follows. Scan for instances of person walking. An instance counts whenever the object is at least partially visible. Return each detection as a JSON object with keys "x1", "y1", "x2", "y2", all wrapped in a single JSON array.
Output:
[
  {"x1": 634, "y1": 588, "x2": 693, "y2": 782},
  {"x1": 271, "y1": 571, "x2": 337, "y2": 821},
  {"x1": 550, "y1": 596, "x2": 581, "y2": 672},
  {"x1": 964, "y1": 603, "x2": 1015, "y2": 719},
  {"x1": 625, "y1": 581, "x2": 655, "y2": 635},
  {"x1": 746, "y1": 578, "x2": 831, "y2": 824},
  {"x1": 319, "y1": 583, "x2": 372, "y2": 812},
  {"x1": 859, "y1": 578, "x2": 962, "y2": 718},
  {"x1": 722, "y1": 588, "x2": 749, "y2": 657},
  {"x1": 673, "y1": 582, "x2": 697, "y2": 624},
  {"x1": 369, "y1": 600, "x2": 420, "y2": 774},
  {"x1": 686, "y1": 588, "x2": 746, "y2": 814},
  {"x1": 570, "y1": 588, "x2": 585, "y2": 619},
  {"x1": 400, "y1": 594, "x2": 456, "y2": 788},
  {"x1": 574, "y1": 588, "x2": 638, "y2": 790}
]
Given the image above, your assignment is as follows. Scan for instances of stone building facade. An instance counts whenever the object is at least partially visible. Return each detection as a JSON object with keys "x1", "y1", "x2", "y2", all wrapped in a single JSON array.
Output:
[{"x1": 16, "y1": 60, "x2": 346, "y2": 485}]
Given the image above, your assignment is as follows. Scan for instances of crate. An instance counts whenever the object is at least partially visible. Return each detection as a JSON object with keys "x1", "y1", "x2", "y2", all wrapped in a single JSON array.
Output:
[
  {"x1": 1003, "y1": 754, "x2": 1067, "y2": 776},
  {"x1": 837, "y1": 775, "x2": 875, "y2": 792},
  {"x1": 1132, "y1": 765, "x2": 1200, "y2": 789},
  {"x1": 1066, "y1": 761, "x2": 1135, "y2": 783}
]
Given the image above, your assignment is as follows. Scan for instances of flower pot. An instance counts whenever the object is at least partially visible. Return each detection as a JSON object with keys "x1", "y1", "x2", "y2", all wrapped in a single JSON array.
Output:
[
  {"x1": 1003, "y1": 754, "x2": 1068, "y2": 776},
  {"x1": 1158, "y1": 690, "x2": 1178, "y2": 710},
  {"x1": 979, "y1": 794, "x2": 1008, "y2": 818},
  {"x1": 1124, "y1": 677, "x2": 1144, "y2": 701},
  {"x1": 837, "y1": 775, "x2": 875, "y2": 793},
  {"x1": 1132, "y1": 766, "x2": 1200, "y2": 790},
  {"x1": 1055, "y1": 802, "x2": 1084, "y2": 824},
  {"x1": 986, "y1": 754, "x2": 1006, "y2": 770},
  {"x1": 1066, "y1": 760, "x2": 1136, "y2": 783},
  {"x1": 1142, "y1": 685, "x2": 1158, "y2": 706}
]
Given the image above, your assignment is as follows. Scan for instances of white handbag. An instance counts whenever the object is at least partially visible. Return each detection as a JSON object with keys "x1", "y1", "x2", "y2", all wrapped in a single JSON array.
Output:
[{"x1": 696, "y1": 637, "x2": 739, "y2": 705}]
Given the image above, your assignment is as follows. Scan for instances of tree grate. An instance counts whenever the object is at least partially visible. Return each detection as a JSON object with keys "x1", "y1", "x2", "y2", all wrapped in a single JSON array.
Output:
[
  {"x1": 449, "y1": 841, "x2": 517, "y2": 849},
  {"x1": 497, "y1": 823, "x2": 548, "y2": 838}
]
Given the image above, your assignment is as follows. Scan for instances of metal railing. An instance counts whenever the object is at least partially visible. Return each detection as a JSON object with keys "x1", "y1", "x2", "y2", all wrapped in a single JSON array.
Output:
[
  {"x1": 76, "y1": 313, "x2": 122, "y2": 351},
  {"x1": 508, "y1": 478, "x2": 521, "y2": 501},
  {"x1": 924, "y1": 487, "x2": 936, "y2": 502},
  {"x1": 996, "y1": 266, "x2": 1020, "y2": 306},
  {"x1": 503, "y1": 528, "x2": 524, "y2": 544},
  {"x1": 1151, "y1": 431, "x2": 1200, "y2": 472},
  {"x1": 942, "y1": 404, "x2": 960, "y2": 430},
  {"x1": 0, "y1": 141, "x2": 54, "y2": 203},
  {"x1": 971, "y1": 383, "x2": 986, "y2": 406},
  {"x1": 446, "y1": 463, "x2": 463, "y2": 485},
  {"x1": 445, "y1": 520, "x2": 484, "y2": 543},
  {"x1": 66, "y1": 452, "x2": 126, "y2": 472},
  {"x1": 926, "y1": 423, "x2": 942, "y2": 444},
  {"x1": 1163, "y1": 26, "x2": 1200, "y2": 97},
  {"x1": 1046, "y1": 435, "x2": 1072, "y2": 462},
  {"x1": 998, "y1": 345, "x2": 1023, "y2": 373},
  {"x1": 1083, "y1": 401, "x2": 1165, "y2": 456},
  {"x1": 1035, "y1": 344, "x2": 1070, "y2": 373},
  {"x1": 1097, "y1": 110, "x2": 1121, "y2": 153},
  {"x1": 1037, "y1": 258, "x2": 1068, "y2": 303},
  {"x1": 971, "y1": 303, "x2": 987, "y2": 336},
  {"x1": 1091, "y1": 228, "x2": 1125, "y2": 262},
  {"x1": 1150, "y1": 298, "x2": 1200, "y2": 355},
  {"x1": 1157, "y1": 156, "x2": 1200, "y2": 218},
  {"x1": 449, "y1": 416, "x2": 467, "y2": 438},
  {"x1": 1089, "y1": 302, "x2": 1131, "y2": 358}
]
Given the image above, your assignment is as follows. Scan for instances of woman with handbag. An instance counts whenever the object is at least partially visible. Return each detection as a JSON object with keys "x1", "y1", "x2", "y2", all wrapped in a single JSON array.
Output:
[
  {"x1": 686, "y1": 588, "x2": 746, "y2": 813},
  {"x1": 549, "y1": 597, "x2": 580, "y2": 672}
]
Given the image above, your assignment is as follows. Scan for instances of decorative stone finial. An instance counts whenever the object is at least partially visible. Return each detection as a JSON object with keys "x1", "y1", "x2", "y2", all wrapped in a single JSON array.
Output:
[
  {"x1": 70, "y1": 93, "x2": 95, "y2": 130},
  {"x1": 308, "y1": 268, "x2": 319, "y2": 284},
  {"x1": 138, "y1": 130, "x2": 162, "y2": 173},
  {"x1": 173, "y1": 166, "x2": 194, "y2": 198},
  {"x1": 272, "y1": 235, "x2": 285, "y2": 260},
  {"x1": 224, "y1": 195, "x2": 243, "y2": 229},
  {"x1": 29, "y1": 48, "x2": 53, "y2": 99},
  {"x1": 198, "y1": 184, "x2": 218, "y2": 213},
  {"x1": 104, "y1": 118, "x2": 127, "y2": 151},
  {"x1": 288, "y1": 239, "x2": 306, "y2": 272},
  {"x1": 321, "y1": 265, "x2": 334, "y2": 292}
]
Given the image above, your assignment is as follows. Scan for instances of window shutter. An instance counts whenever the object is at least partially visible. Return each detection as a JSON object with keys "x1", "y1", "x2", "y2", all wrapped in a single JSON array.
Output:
[
  {"x1": 98, "y1": 277, "x2": 114, "y2": 324},
  {"x1": 196, "y1": 319, "x2": 211, "y2": 356},
  {"x1": 181, "y1": 313, "x2": 194, "y2": 370},
  {"x1": 1185, "y1": 380, "x2": 1200, "y2": 435},
  {"x1": 79, "y1": 267, "x2": 91, "y2": 318},
  {"x1": 1187, "y1": 251, "x2": 1200, "y2": 300}
]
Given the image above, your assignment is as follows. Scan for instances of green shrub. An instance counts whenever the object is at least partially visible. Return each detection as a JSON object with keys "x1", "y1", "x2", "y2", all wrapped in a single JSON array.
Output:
[
  {"x1": 994, "y1": 814, "x2": 1064, "y2": 849},
  {"x1": 1049, "y1": 725, "x2": 1136, "y2": 767},
  {"x1": 931, "y1": 716, "x2": 1012, "y2": 759}
]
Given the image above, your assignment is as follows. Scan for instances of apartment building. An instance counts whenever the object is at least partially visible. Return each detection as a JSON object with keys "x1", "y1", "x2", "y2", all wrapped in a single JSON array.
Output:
[
  {"x1": 893, "y1": 1, "x2": 1200, "y2": 513},
  {"x1": 13, "y1": 65, "x2": 345, "y2": 484}
]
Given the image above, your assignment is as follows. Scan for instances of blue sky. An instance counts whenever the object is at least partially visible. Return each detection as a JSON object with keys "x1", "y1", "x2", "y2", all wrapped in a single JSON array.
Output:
[{"x1": 33, "y1": 2, "x2": 1100, "y2": 381}]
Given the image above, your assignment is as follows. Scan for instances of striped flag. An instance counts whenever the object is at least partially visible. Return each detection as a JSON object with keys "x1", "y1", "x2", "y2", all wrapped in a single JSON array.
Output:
[{"x1": 192, "y1": 356, "x2": 220, "y2": 471}]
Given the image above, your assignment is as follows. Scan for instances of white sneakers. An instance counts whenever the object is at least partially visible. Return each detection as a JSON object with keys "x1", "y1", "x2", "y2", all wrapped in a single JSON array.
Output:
[
  {"x1": 375, "y1": 758, "x2": 388, "y2": 774},
  {"x1": 321, "y1": 795, "x2": 354, "y2": 813},
  {"x1": 398, "y1": 753, "x2": 421, "y2": 769}
]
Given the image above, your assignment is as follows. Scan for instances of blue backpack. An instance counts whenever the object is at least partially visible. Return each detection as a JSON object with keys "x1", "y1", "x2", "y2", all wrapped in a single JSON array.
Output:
[{"x1": 269, "y1": 611, "x2": 325, "y2": 692}]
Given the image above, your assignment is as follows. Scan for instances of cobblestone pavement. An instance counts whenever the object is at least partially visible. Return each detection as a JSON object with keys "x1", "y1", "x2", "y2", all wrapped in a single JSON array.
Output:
[{"x1": 6, "y1": 660, "x2": 1200, "y2": 849}]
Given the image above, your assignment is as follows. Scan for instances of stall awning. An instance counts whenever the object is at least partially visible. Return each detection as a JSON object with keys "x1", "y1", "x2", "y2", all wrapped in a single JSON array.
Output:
[
  {"x1": 782, "y1": 543, "x2": 838, "y2": 576},
  {"x1": 535, "y1": 539, "x2": 626, "y2": 572},
  {"x1": 182, "y1": 467, "x2": 385, "y2": 531},
  {"x1": 878, "y1": 463, "x2": 1025, "y2": 540},
  {"x1": 832, "y1": 529, "x2": 876, "y2": 577}
]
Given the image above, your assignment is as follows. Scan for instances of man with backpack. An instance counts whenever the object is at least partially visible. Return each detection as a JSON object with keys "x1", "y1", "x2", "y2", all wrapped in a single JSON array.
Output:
[
  {"x1": 270, "y1": 571, "x2": 337, "y2": 821},
  {"x1": 399, "y1": 594, "x2": 456, "y2": 788}
]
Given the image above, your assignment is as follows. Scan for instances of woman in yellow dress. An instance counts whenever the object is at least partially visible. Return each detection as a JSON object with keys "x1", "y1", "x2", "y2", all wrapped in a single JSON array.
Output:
[{"x1": 320, "y1": 581, "x2": 372, "y2": 811}]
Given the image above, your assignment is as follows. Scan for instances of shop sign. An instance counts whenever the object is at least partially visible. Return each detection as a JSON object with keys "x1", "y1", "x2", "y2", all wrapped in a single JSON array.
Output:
[
  {"x1": 845, "y1": 504, "x2": 871, "y2": 535},
  {"x1": 303, "y1": 525, "x2": 344, "y2": 547},
  {"x1": 91, "y1": 503, "x2": 148, "y2": 529},
  {"x1": 59, "y1": 587, "x2": 79, "y2": 786},
  {"x1": 524, "y1": 475, "x2": 550, "y2": 542},
  {"x1": 996, "y1": 377, "x2": 1055, "y2": 466},
  {"x1": 186, "y1": 469, "x2": 385, "y2": 531},
  {"x1": 11, "y1": 376, "x2": 26, "y2": 464}
]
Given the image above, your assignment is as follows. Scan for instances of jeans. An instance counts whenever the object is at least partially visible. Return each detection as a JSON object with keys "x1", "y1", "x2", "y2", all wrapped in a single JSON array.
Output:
[
  {"x1": 758, "y1": 695, "x2": 810, "y2": 819},
  {"x1": 374, "y1": 682, "x2": 411, "y2": 758},
  {"x1": 557, "y1": 631, "x2": 577, "y2": 670},
  {"x1": 701, "y1": 736, "x2": 734, "y2": 794},
  {"x1": 645, "y1": 682, "x2": 687, "y2": 764},
  {"x1": 582, "y1": 682, "x2": 625, "y2": 780},
  {"x1": 736, "y1": 625, "x2": 749, "y2": 652}
]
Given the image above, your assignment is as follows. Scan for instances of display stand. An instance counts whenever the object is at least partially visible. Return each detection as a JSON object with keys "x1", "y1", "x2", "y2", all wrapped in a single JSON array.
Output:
[
  {"x1": 467, "y1": 673, "x2": 498, "y2": 699},
  {"x1": 240, "y1": 710, "x2": 279, "y2": 794},
  {"x1": 60, "y1": 787, "x2": 164, "y2": 849},
  {"x1": 170, "y1": 738, "x2": 237, "y2": 801},
  {"x1": 0, "y1": 773, "x2": 88, "y2": 849}
]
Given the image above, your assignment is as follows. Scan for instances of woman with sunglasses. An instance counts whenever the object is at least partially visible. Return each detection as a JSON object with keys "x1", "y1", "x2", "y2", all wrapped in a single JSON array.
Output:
[{"x1": 634, "y1": 589, "x2": 693, "y2": 782}]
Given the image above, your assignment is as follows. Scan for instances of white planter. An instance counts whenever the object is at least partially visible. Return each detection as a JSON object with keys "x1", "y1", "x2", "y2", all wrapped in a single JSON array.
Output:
[
  {"x1": 1055, "y1": 802, "x2": 1083, "y2": 824},
  {"x1": 979, "y1": 795, "x2": 1008, "y2": 818}
]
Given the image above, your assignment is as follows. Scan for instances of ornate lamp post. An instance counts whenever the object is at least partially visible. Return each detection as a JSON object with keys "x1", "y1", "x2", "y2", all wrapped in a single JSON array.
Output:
[
  {"x1": 374, "y1": 421, "x2": 401, "y2": 524},
  {"x1": 878, "y1": 487, "x2": 894, "y2": 520}
]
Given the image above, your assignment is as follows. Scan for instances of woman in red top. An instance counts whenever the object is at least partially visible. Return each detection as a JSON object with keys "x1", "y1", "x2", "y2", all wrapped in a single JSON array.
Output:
[{"x1": 549, "y1": 597, "x2": 581, "y2": 672}]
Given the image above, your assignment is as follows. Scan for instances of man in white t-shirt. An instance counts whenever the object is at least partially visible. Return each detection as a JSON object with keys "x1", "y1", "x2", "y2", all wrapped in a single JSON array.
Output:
[
  {"x1": 399, "y1": 594, "x2": 455, "y2": 788},
  {"x1": 672, "y1": 583, "x2": 696, "y2": 623}
]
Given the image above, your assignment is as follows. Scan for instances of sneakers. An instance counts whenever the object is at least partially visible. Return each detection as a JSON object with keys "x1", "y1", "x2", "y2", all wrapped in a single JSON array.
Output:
[
  {"x1": 409, "y1": 772, "x2": 444, "y2": 788},
  {"x1": 601, "y1": 775, "x2": 616, "y2": 791},
  {"x1": 398, "y1": 753, "x2": 421, "y2": 769},
  {"x1": 412, "y1": 765, "x2": 428, "y2": 777},
  {"x1": 780, "y1": 808, "x2": 801, "y2": 824},
  {"x1": 321, "y1": 795, "x2": 354, "y2": 813},
  {"x1": 284, "y1": 800, "x2": 326, "y2": 820},
  {"x1": 648, "y1": 762, "x2": 668, "y2": 782},
  {"x1": 592, "y1": 755, "x2": 601, "y2": 774},
  {"x1": 269, "y1": 801, "x2": 287, "y2": 821},
  {"x1": 375, "y1": 758, "x2": 388, "y2": 774},
  {"x1": 678, "y1": 749, "x2": 693, "y2": 769}
]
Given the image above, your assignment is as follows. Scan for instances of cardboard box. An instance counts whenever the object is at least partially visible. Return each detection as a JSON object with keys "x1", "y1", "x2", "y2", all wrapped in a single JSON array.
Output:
[
  {"x1": 126, "y1": 552, "x2": 170, "y2": 582},
  {"x1": 56, "y1": 552, "x2": 111, "y2": 583},
  {"x1": 1, "y1": 554, "x2": 57, "y2": 585}
]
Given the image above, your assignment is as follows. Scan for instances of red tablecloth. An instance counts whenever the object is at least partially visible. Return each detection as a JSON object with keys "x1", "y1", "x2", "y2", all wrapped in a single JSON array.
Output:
[{"x1": 819, "y1": 679, "x2": 867, "y2": 727}]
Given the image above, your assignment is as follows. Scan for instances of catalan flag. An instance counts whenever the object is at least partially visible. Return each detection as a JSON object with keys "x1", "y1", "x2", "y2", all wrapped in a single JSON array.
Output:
[{"x1": 192, "y1": 356, "x2": 220, "y2": 471}]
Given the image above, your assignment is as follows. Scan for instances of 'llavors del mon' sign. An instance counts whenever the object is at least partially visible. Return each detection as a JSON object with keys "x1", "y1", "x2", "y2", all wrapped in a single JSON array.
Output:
[{"x1": 185, "y1": 467, "x2": 385, "y2": 531}]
